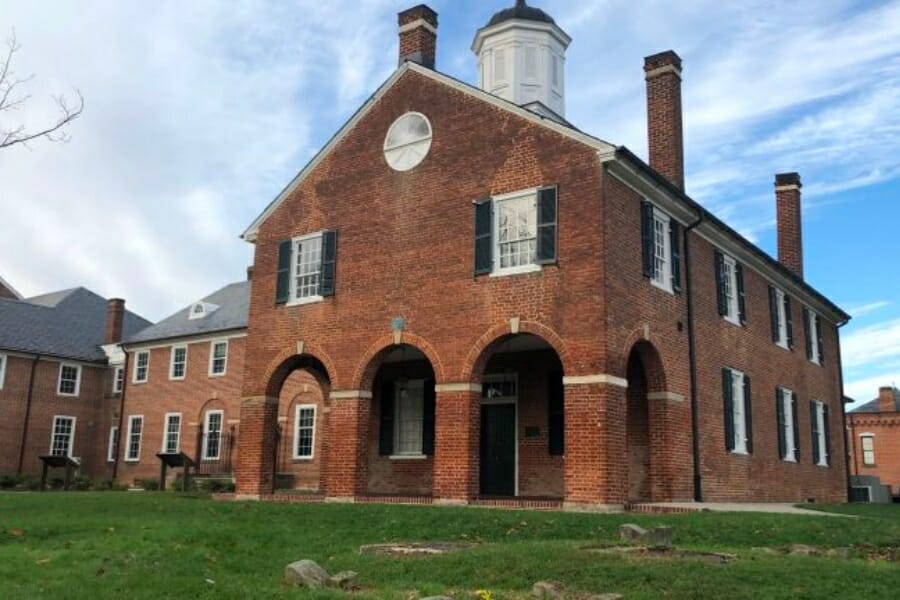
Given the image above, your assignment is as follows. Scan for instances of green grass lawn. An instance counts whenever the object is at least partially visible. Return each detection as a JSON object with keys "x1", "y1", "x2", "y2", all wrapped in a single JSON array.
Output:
[{"x1": 1, "y1": 493, "x2": 898, "y2": 599}]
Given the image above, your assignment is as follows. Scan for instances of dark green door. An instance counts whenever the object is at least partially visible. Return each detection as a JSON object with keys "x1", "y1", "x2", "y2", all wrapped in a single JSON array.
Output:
[{"x1": 480, "y1": 404, "x2": 516, "y2": 496}]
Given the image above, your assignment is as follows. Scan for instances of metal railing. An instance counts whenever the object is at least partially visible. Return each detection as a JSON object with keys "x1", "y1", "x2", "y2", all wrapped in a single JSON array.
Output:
[{"x1": 193, "y1": 426, "x2": 236, "y2": 477}]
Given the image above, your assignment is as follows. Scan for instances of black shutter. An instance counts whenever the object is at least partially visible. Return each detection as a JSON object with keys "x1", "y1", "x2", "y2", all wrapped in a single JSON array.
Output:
[
  {"x1": 474, "y1": 199, "x2": 493, "y2": 275},
  {"x1": 816, "y1": 315, "x2": 825, "y2": 365},
  {"x1": 722, "y1": 368, "x2": 734, "y2": 451},
  {"x1": 743, "y1": 373, "x2": 753, "y2": 454},
  {"x1": 422, "y1": 379, "x2": 436, "y2": 456},
  {"x1": 378, "y1": 380, "x2": 395, "y2": 456},
  {"x1": 823, "y1": 403, "x2": 831, "y2": 466},
  {"x1": 548, "y1": 370, "x2": 564, "y2": 456},
  {"x1": 776, "y1": 388, "x2": 786, "y2": 459},
  {"x1": 537, "y1": 187, "x2": 558, "y2": 265},
  {"x1": 792, "y1": 393, "x2": 800, "y2": 461},
  {"x1": 641, "y1": 201, "x2": 655, "y2": 279},
  {"x1": 670, "y1": 221, "x2": 682, "y2": 293},
  {"x1": 785, "y1": 295, "x2": 794, "y2": 349},
  {"x1": 736, "y1": 263, "x2": 747, "y2": 325},
  {"x1": 810, "y1": 401, "x2": 820, "y2": 465},
  {"x1": 275, "y1": 240, "x2": 292, "y2": 304},
  {"x1": 715, "y1": 251, "x2": 727, "y2": 316},
  {"x1": 803, "y1": 307, "x2": 812, "y2": 360},
  {"x1": 319, "y1": 230, "x2": 337, "y2": 297},
  {"x1": 769, "y1": 286, "x2": 779, "y2": 343}
]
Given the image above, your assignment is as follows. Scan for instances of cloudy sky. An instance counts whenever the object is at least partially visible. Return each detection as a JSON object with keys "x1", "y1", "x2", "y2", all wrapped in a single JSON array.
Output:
[{"x1": 1, "y1": 1, "x2": 898, "y2": 405}]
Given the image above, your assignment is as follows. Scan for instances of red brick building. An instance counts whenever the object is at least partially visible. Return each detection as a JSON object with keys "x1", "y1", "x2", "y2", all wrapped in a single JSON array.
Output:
[
  {"x1": 847, "y1": 387, "x2": 900, "y2": 501},
  {"x1": 231, "y1": 2, "x2": 851, "y2": 508},
  {"x1": 0, "y1": 284, "x2": 149, "y2": 479}
]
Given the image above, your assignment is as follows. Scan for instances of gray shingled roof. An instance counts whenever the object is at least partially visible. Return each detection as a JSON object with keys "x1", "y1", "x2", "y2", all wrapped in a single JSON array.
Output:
[
  {"x1": 125, "y1": 281, "x2": 249, "y2": 344},
  {"x1": 851, "y1": 388, "x2": 900, "y2": 413},
  {"x1": 0, "y1": 288, "x2": 152, "y2": 362}
]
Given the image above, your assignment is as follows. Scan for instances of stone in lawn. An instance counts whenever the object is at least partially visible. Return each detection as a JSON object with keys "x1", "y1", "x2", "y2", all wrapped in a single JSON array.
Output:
[
  {"x1": 619, "y1": 523, "x2": 647, "y2": 542},
  {"x1": 532, "y1": 580, "x2": 565, "y2": 599},
  {"x1": 643, "y1": 526, "x2": 673, "y2": 549},
  {"x1": 329, "y1": 570, "x2": 359, "y2": 589},
  {"x1": 284, "y1": 559, "x2": 331, "y2": 588},
  {"x1": 589, "y1": 595, "x2": 624, "y2": 600},
  {"x1": 789, "y1": 544, "x2": 821, "y2": 557}
]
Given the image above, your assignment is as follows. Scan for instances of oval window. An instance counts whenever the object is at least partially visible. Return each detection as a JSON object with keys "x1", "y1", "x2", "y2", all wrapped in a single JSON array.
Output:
[{"x1": 383, "y1": 112, "x2": 432, "y2": 172}]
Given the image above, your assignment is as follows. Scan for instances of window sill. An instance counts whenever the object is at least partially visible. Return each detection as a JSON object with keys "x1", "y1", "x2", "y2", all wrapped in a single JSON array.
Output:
[
  {"x1": 286, "y1": 296, "x2": 324, "y2": 307},
  {"x1": 775, "y1": 341, "x2": 791, "y2": 351},
  {"x1": 389, "y1": 454, "x2": 428, "y2": 461},
  {"x1": 124, "y1": 459, "x2": 140, "y2": 463},
  {"x1": 132, "y1": 380, "x2": 148, "y2": 385},
  {"x1": 723, "y1": 315, "x2": 743, "y2": 327},
  {"x1": 489, "y1": 264, "x2": 542, "y2": 278},
  {"x1": 650, "y1": 278, "x2": 674, "y2": 295},
  {"x1": 292, "y1": 456, "x2": 315, "y2": 462},
  {"x1": 816, "y1": 461, "x2": 829, "y2": 468},
  {"x1": 729, "y1": 449, "x2": 749, "y2": 456},
  {"x1": 169, "y1": 377, "x2": 186, "y2": 382},
  {"x1": 57, "y1": 392, "x2": 80, "y2": 398},
  {"x1": 782, "y1": 456, "x2": 797, "y2": 463},
  {"x1": 208, "y1": 372, "x2": 227, "y2": 378}
]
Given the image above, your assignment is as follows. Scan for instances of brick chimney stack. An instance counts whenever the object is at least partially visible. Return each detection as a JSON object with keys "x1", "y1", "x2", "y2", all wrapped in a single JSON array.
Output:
[
  {"x1": 105, "y1": 298, "x2": 125, "y2": 345},
  {"x1": 398, "y1": 5, "x2": 438, "y2": 69},
  {"x1": 644, "y1": 50, "x2": 685, "y2": 191},
  {"x1": 878, "y1": 386, "x2": 897, "y2": 412},
  {"x1": 775, "y1": 172, "x2": 804, "y2": 278}
]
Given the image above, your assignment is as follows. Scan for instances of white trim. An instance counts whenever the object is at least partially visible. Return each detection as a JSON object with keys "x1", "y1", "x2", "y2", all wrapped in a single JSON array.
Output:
[
  {"x1": 241, "y1": 62, "x2": 613, "y2": 242},
  {"x1": 775, "y1": 184, "x2": 801, "y2": 192},
  {"x1": 481, "y1": 373, "x2": 519, "y2": 496},
  {"x1": 780, "y1": 387, "x2": 797, "y2": 462},
  {"x1": 49, "y1": 415, "x2": 76, "y2": 457},
  {"x1": 563, "y1": 374, "x2": 628, "y2": 388},
  {"x1": 0, "y1": 352, "x2": 6, "y2": 390},
  {"x1": 124, "y1": 415, "x2": 143, "y2": 462},
  {"x1": 161, "y1": 412, "x2": 182, "y2": 454},
  {"x1": 721, "y1": 253, "x2": 742, "y2": 326},
  {"x1": 434, "y1": 383, "x2": 482, "y2": 393},
  {"x1": 814, "y1": 400, "x2": 828, "y2": 466},
  {"x1": 202, "y1": 410, "x2": 225, "y2": 460},
  {"x1": 383, "y1": 112, "x2": 433, "y2": 172},
  {"x1": 126, "y1": 330, "x2": 247, "y2": 352},
  {"x1": 286, "y1": 230, "x2": 326, "y2": 306},
  {"x1": 112, "y1": 366, "x2": 124, "y2": 394},
  {"x1": 106, "y1": 426, "x2": 118, "y2": 463},
  {"x1": 389, "y1": 454, "x2": 428, "y2": 461},
  {"x1": 648, "y1": 205, "x2": 674, "y2": 294},
  {"x1": 329, "y1": 390, "x2": 373, "y2": 400},
  {"x1": 491, "y1": 188, "x2": 540, "y2": 277},
  {"x1": 774, "y1": 287, "x2": 790, "y2": 349},
  {"x1": 56, "y1": 363, "x2": 82, "y2": 397},
  {"x1": 398, "y1": 18, "x2": 437, "y2": 35},
  {"x1": 292, "y1": 404, "x2": 317, "y2": 460},
  {"x1": 728, "y1": 368, "x2": 749, "y2": 455},
  {"x1": 807, "y1": 308, "x2": 821, "y2": 365},
  {"x1": 208, "y1": 340, "x2": 229, "y2": 377},
  {"x1": 644, "y1": 64, "x2": 682, "y2": 79},
  {"x1": 169, "y1": 345, "x2": 188, "y2": 381},
  {"x1": 647, "y1": 391, "x2": 684, "y2": 402},
  {"x1": 133, "y1": 350, "x2": 150, "y2": 384}
]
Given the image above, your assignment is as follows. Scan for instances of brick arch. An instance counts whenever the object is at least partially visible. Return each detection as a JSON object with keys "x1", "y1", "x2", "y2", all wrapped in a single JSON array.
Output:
[
  {"x1": 625, "y1": 339, "x2": 667, "y2": 394},
  {"x1": 462, "y1": 321, "x2": 572, "y2": 384},
  {"x1": 262, "y1": 342, "x2": 337, "y2": 399},
  {"x1": 351, "y1": 332, "x2": 446, "y2": 391}
]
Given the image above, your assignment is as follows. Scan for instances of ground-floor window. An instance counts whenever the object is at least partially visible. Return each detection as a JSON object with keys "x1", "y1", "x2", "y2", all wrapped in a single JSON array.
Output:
[
  {"x1": 777, "y1": 387, "x2": 798, "y2": 462},
  {"x1": 202, "y1": 410, "x2": 224, "y2": 460},
  {"x1": 50, "y1": 416, "x2": 76, "y2": 457},
  {"x1": 293, "y1": 405, "x2": 316, "y2": 459},
  {"x1": 722, "y1": 368, "x2": 752, "y2": 454},
  {"x1": 125, "y1": 415, "x2": 143, "y2": 461},
  {"x1": 395, "y1": 379, "x2": 425, "y2": 456},
  {"x1": 107, "y1": 426, "x2": 118, "y2": 462},
  {"x1": 162, "y1": 413, "x2": 182, "y2": 454},
  {"x1": 810, "y1": 400, "x2": 830, "y2": 466}
]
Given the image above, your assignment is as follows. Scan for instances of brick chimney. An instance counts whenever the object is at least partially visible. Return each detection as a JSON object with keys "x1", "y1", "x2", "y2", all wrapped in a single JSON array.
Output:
[
  {"x1": 644, "y1": 50, "x2": 684, "y2": 190},
  {"x1": 105, "y1": 298, "x2": 125, "y2": 345},
  {"x1": 878, "y1": 386, "x2": 897, "y2": 412},
  {"x1": 775, "y1": 172, "x2": 804, "y2": 278},
  {"x1": 398, "y1": 5, "x2": 438, "y2": 69}
]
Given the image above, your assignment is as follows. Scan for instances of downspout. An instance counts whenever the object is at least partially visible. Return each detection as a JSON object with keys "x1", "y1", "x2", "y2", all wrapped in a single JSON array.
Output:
[
  {"x1": 111, "y1": 348, "x2": 131, "y2": 481},
  {"x1": 17, "y1": 354, "x2": 40, "y2": 474},
  {"x1": 684, "y1": 215, "x2": 704, "y2": 502},
  {"x1": 836, "y1": 320, "x2": 852, "y2": 501}
]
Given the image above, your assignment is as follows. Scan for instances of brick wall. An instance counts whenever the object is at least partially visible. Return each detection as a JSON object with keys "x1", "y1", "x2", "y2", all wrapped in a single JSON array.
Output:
[{"x1": 848, "y1": 411, "x2": 900, "y2": 496}]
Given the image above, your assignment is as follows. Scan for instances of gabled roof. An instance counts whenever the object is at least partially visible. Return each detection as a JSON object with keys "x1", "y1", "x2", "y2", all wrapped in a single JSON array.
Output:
[
  {"x1": 851, "y1": 388, "x2": 900, "y2": 413},
  {"x1": 241, "y1": 61, "x2": 615, "y2": 242},
  {"x1": 0, "y1": 275, "x2": 22, "y2": 299},
  {"x1": 0, "y1": 288, "x2": 151, "y2": 362},
  {"x1": 125, "y1": 281, "x2": 249, "y2": 345}
]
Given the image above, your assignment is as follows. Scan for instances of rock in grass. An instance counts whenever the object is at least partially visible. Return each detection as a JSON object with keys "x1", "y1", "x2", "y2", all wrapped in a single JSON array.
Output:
[
  {"x1": 589, "y1": 594, "x2": 623, "y2": 600},
  {"x1": 643, "y1": 526, "x2": 673, "y2": 549},
  {"x1": 532, "y1": 580, "x2": 565, "y2": 599},
  {"x1": 619, "y1": 523, "x2": 647, "y2": 542},
  {"x1": 329, "y1": 570, "x2": 358, "y2": 589},
  {"x1": 284, "y1": 559, "x2": 331, "y2": 588},
  {"x1": 789, "y1": 544, "x2": 821, "y2": 556}
]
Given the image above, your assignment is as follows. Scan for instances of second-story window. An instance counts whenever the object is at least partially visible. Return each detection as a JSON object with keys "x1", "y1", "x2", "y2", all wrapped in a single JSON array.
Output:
[
  {"x1": 769, "y1": 286, "x2": 793, "y2": 349},
  {"x1": 803, "y1": 307, "x2": 824, "y2": 365},
  {"x1": 170, "y1": 346, "x2": 187, "y2": 380},
  {"x1": 641, "y1": 201, "x2": 681, "y2": 294},
  {"x1": 112, "y1": 366, "x2": 124, "y2": 394},
  {"x1": 209, "y1": 341, "x2": 228, "y2": 376},
  {"x1": 275, "y1": 231, "x2": 337, "y2": 305},
  {"x1": 57, "y1": 364, "x2": 82, "y2": 396},
  {"x1": 715, "y1": 251, "x2": 746, "y2": 326},
  {"x1": 133, "y1": 351, "x2": 150, "y2": 383},
  {"x1": 861, "y1": 435, "x2": 875, "y2": 466}
]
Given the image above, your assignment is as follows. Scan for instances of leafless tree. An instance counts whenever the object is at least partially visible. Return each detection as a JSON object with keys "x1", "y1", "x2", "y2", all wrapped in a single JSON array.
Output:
[{"x1": 0, "y1": 30, "x2": 83, "y2": 150}]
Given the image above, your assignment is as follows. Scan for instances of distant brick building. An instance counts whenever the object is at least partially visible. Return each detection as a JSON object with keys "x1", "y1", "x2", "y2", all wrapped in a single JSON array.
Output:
[
  {"x1": 847, "y1": 387, "x2": 900, "y2": 500},
  {"x1": 229, "y1": 2, "x2": 851, "y2": 508},
  {"x1": 0, "y1": 284, "x2": 149, "y2": 479}
]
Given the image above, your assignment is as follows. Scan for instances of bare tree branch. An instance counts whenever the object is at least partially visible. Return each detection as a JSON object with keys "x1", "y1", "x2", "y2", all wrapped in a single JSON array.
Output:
[{"x1": 0, "y1": 30, "x2": 84, "y2": 150}]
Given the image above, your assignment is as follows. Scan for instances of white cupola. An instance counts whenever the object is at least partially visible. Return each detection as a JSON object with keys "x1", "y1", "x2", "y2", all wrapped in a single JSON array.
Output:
[{"x1": 472, "y1": 0, "x2": 571, "y2": 118}]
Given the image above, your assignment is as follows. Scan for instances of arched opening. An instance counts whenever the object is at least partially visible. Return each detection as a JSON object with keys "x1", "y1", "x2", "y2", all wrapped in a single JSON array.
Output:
[
  {"x1": 365, "y1": 344, "x2": 436, "y2": 496},
  {"x1": 267, "y1": 355, "x2": 331, "y2": 492},
  {"x1": 472, "y1": 333, "x2": 565, "y2": 499},
  {"x1": 625, "y1": 341, "x2": 666, "y2": 502}
]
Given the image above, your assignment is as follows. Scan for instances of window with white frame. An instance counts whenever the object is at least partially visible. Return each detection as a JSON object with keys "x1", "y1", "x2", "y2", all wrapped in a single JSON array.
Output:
[
  {"x1": 57, "y1": 364, "x2": 82, "y2": 396},
  {"x1": 291, "y1": 233, "x2": 323, "y2": 303},
  {"x1": 125, "y1": 415, "x2": 143, "y2": 461},
  {"x1": 651, "y1": 208, "x2": 672, "y2": 292},
  {"x1": 812, "y1": 400, "x2": 829, "y2": 466},
  {"x1": 394, "y1": 379, "x2": 425, "y2": 456},
  {"x1": 861, "y1": 434, "x2": 875, "y2": 466},
  {"x1": 774, "y1": 288, "x2": 789, "y2": 348},
  {"x1": 209, "y1": 341, "x2": 228, "y2": 376},
  {"x1": 723, "y1": 368, "x2": 751, "y2": 454},
  {"x1": 170, "y1": 346, "x2": 187, "y2": 380},
  {"x1": 162, "y1": 413, "x2": 182, "y2": 454},
  {"x1": 49, "y1": 416, "x2": 76, "y2": 457},
  {"x1": 721, "y1": 255, "x2": 740, "y2": 324},
  {"x1": 778, "y1": 387, "x2": 797, "y2": 462},
  {"x1": 807, "y1": 309, "x2": 821, "y2": 364},
  {"x1": 0, "y1": 353, "x2": 6, "y2": 389},
  {"x1": 107, "y1": 426, "x2": 118, "y2": 462},
  {"x1": 202, "y1": 410, "x2": 224, "y2": 460},
  {"x1": 112, "y1": 366, "x2": 124, "y2": 394},
  {"x1": 134, "y1": 351, "x2": 149, "y2": 383},
  {"x1": 496, "y1": 191, "x2": 538, "y2": 273},
  {"x1": 293, "y1": 405, "x2": 316, "y2": 459}
]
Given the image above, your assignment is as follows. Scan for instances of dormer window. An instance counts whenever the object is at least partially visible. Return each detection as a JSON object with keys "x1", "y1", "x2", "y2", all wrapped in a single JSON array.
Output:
[{"x1": 188, "y1": 301, "x2": 219, "y2": 320}]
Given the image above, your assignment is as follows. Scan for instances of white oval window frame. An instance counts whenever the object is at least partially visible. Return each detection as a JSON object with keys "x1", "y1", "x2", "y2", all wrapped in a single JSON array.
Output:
[{"x1": 383, "y1": 112, "x2": 433, "y2": 172}]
